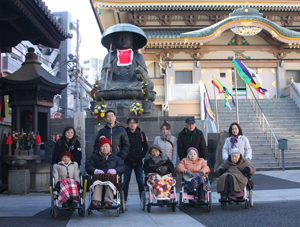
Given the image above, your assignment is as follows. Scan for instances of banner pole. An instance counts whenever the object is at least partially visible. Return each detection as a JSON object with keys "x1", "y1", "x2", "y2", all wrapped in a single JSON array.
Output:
[{"x1": 233, "y1": 55, "x2": 240, "y2": 124}]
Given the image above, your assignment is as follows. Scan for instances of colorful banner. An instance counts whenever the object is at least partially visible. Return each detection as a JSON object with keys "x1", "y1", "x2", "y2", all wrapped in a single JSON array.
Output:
[
  {"x1": 204, "y1": 91, "x2": 216, "y2": 123},
  {"x1": 212, "y1": 78, "x2": 236, "y2": 110},
  {"x1": 232, "y1": 59, "x2": 269, "y2": 97}
]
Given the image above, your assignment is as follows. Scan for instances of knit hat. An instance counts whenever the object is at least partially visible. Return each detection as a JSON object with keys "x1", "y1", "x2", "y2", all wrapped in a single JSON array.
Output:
[
  {"x1": 59, "y1": 151, "x2": 74, "y2": 161},
  {"x1": 187, "y1": 147, "x2": 199, "y2": 158},
  {"x1": 98, "y1": 136, "x2": 112, "y2": 149},
  {"x1": 229, "y1": 148, "x2": 240, "y2": 156},
  {"x1": 148, "y1": 144, "x2": 162, "y2": 154}
]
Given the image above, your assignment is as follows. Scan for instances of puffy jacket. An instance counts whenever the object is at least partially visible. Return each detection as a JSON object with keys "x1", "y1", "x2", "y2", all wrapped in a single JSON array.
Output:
[
  {"x1": 125, "y1": 127, "x2": 148, "y2": 166},
  {"x1": 93, "y1": 122, "x2": 130, "y2": 160},
  {"x1": 176, "y1": 157, "x2": 210, "y2": 175},
  {"x1": 52, "y1": 138, "x2": 82, "y2": 166},
  {"x1": 53, "y1": 161, "x2": 80, "y2": 185},
  {"x1": 177, "y1": 128, "x2": 208, "y2": 161},
  {"x1": 86, "y1": 150, "x2": 125, "y2": 175}
]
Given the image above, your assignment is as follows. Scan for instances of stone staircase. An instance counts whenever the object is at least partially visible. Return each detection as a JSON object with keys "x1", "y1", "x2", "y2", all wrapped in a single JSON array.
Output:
[{"x1": 210, "y1": 98, "x2": 300, "y2": 170}]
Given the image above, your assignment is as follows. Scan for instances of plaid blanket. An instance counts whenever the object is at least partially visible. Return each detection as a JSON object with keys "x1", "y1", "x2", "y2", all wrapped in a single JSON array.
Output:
[
  {"x1": 58, "y1": 178, "x2": 79, "y2": 203},
  {"x1": 185, "y1": 176, "x2": 209, "y2": 192}
]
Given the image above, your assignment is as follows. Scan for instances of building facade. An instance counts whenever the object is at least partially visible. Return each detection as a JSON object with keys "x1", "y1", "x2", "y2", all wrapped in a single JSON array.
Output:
[
  {"x1": 90, "y1": 0, "x2": 300, "y2": 117},
  {"x1": 82, "y1": 57, "x2": 103, "y2": 85}
]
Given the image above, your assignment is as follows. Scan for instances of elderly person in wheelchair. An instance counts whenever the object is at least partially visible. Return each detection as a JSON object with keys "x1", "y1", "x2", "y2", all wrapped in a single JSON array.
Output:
[
  {"x1": 86, "y1": 136, "x2": 125, "y2": 210},
  {"x1": 176, "y1": 147, "x2": 210, "y2": 204},
  {"x1": 53, "y1": 150, "x2": 81, "y2": 209}
]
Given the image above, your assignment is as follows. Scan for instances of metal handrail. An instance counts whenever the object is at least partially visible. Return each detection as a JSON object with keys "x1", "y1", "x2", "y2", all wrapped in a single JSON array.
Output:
[{"x1": 248, "y1": 85, "x2": 279, "y2": 161}]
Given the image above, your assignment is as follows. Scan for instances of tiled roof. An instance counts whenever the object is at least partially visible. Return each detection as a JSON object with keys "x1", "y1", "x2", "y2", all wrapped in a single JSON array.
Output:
[{"x1": 144, "y1": 29, "x2": 195, "y2": 39}]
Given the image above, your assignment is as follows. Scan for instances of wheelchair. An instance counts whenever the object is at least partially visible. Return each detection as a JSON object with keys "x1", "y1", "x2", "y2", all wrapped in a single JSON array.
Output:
[
  {"x1": 179, "y1": 174, "x2": 212, "y2": 212},
  {"x1": 140, "y1": 174, "x2": 178, "y2": 213},
  {"x1": 219, "y1": 183, "x2": 253, "y2": 209},
  {"x1": 49, "y1": 175, "x2": 88, "y2": 219},
  {"x1": 86, "y1": 174, "x2": 125, "y2": 217}
]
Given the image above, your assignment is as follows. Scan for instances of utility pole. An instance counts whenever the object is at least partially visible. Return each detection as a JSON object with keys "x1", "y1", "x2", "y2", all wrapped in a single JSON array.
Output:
[{"x1": 75, "y1": 19, "x2": 80, "y2": 113}]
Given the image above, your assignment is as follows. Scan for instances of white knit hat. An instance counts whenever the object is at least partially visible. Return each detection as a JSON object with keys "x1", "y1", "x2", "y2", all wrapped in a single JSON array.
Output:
[{"x1": 229, "y1": 148, "x2": 240, "y2": 156}]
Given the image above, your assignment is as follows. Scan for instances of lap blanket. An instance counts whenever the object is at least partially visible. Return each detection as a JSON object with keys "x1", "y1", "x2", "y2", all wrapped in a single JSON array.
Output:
[
  {"x1": 91, "y1": 173, "x2": 122, "y2": 191},
  {"x1": 58, "y1": 178, "x2": 79, "y2": 203},
  {"x1": 147, "y1": 173, "x2": 176, "y2": 199},
  {"x1": 185, "y1": 176, "x2": 209, "y2": 192}
]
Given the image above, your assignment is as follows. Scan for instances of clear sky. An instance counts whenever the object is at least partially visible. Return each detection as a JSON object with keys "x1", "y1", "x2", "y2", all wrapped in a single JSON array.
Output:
[{"x1": 44, "y1": 0, "x2": 107, "y2": 62}]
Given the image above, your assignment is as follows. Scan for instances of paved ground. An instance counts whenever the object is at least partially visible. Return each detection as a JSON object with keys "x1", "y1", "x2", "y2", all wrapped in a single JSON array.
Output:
[{"x1": 0, "y1": 170, "x2": 300, "y2": 227}]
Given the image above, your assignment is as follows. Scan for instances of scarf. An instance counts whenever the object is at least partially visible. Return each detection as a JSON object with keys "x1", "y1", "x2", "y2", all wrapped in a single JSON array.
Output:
[
  {"x1": 185, "y1": 128, "x2": 197, "y2": 142},
  {"x1": 230, "y1": 135, "x2": 239, "y2": 148},
  {"x1": 160, "y1": 132, "x2": 171, "y2": 141},
  {"x1": 144, "y1": 151, "x2": 169, "y2": 167}
]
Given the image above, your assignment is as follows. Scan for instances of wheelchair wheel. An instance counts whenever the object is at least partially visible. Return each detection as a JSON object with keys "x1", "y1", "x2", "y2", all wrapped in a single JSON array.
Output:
[
  {"x1": 249, "y1": 190, "x2": 253, "y2": 207},
  {"x1": 147, "y1": 204, "x2": 151, "y2": 213},
  {"x1": 141, "y1": 191, "x2": 146, "y2": 211},
  {"x1": 245, "y1": 201, "x2": 250, "y2": 209},
  {"x1": 86, "y1": 208, "x2": 92, "y2": 217},
  {"x1": 78, "y1": 203, "x2": 85, "y2": 217},
  {"x1": 182, "y1": 205, "x2": 190, "y2": 213},
  {"x1": 207, "y1": 192, "x2": 212, "y2": 212},
  {"x1": 221, "y1": 202, "x2": 226, "y2": 210},
  {"x1": 171, "y1": 204, "x2": 176, "y2": 212},
  {"x1": 179, "y1": 192, "x2": 183, "y2": 210},
  {"x1": 120, "y1": 191, "x2": 125, "y2": 213},
  {"x1": 117, "y1": 208, "x2": 120, "y2": 217},
  {"x1": 50, "y1": 208, "x2": 57, "y2": 219}
]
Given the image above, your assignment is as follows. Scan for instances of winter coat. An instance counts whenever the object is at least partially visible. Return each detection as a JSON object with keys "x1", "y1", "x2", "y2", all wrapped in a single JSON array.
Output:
[
  {"x1": 86, "y1": 150, "x2": 125, "y2": 175},
  {"x1": 216, "y1": 157, "x2": 256, "y2": 193},
  {"x1": 177, "y1": 128, "x2": 208, "y2": 161},
  {"x1": 52, "y1": 138, "x2": 82, "y2": 166},
  {"x1": 153, "y1": 135, "x2": 178, "y2": 166},
  {"x1": 176, "y1": 157, "x2": 210, "y2": 175},
  {"x1": 93, "y1": 122, "x2": 130, "y2": 160},
  {"x1": 222, "y1": 136, "x2": 252, "y2": 160},
  {"x1": 53, "y1": 161, "x2": 80, "y2": 185},
  {"x1": 125, "y1": 127, "x2": 148, "y2": 166},
  {"x1": 143, "y1": 144, "x2": 175, "y2": 175}
]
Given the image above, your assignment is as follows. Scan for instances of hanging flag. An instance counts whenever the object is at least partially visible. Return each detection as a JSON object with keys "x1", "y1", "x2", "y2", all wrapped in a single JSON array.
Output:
[
  {"x1": 203, "y1": 91, "x2": 216, "y2": 123},
  {"x1": 212, "y1": 78, "x2": 236, "y2": 110},
  {"x1": 232, "y1": 59, "x2": 269, "y2": 96}
]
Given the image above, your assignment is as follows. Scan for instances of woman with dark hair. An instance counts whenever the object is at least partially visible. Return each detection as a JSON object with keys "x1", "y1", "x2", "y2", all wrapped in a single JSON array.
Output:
[
  {"x1": 153, "y1": 120, "x2": 178, "y2": 167},
  {"x1": 222, "y1": 122, "x2": 252, "y2": 160},
  {"x1": 52, "y1": 126, "x2": 82, "y2": 166}
]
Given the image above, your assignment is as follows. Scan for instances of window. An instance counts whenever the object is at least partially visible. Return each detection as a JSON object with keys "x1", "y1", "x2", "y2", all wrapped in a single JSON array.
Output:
[
  {"x1": 220, "y1": 73, "x2": 226, "y2": 78},
  {"x1": 175, "y1": 71, "x2": 193, "y2": 84},
  {"x1": 286, "y1": 70, "x2": 300, "y2": 85}
]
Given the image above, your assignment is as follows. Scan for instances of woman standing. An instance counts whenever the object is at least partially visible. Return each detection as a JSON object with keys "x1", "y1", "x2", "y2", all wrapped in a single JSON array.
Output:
[
  {"x1": 153, "y1": 120, "x2": 178, "y2": 167},
  {"x1": 222, "y1": 122, "x2": 252, "y2": 160},
  {"x1": 52, "y1": 126, "x2": 82, "y2": 166}
]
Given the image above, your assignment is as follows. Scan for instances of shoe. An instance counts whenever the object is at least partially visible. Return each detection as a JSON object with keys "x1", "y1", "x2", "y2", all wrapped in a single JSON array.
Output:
[
  {"x1": 198, "y1": 198, "x2": 206, "y2": 204},
  {"x1": 220, "y1": 196, "x2": 227, "y2": 202},
  {"x1": 72, "y1": 200, "x2": 78, "y2": 208},
  {"x1": 91, "y1": 201, "x2": 101, "y2": 208},
  {"x1": 62, "y1": 202, "x2": 68, "y2": 208},
  {"x1": 104, "y1": 202, "x2": 112, "y2": 208},
  {"x1": 229, "y1": 195, "x2": 237, "y2": 200}
]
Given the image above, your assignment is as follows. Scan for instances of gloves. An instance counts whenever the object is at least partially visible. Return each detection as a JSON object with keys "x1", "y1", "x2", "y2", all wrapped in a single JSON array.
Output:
[
  {"x1": 107, "y1": 169, "x2": 117, "y2": 175},
  {"x1": 94, "y1": 169, "x2": 104, "y2": 175},
  {"x1": 160, "y1": 166, "x2": 168, "y2": 175},
  {"x1": 242, "y1": 167, "x2": 250, "y2": 175},
  {"x1": 219, "y1": 168, "x2": 225, "y2": 175},
  {"x1": 191, "y1": 172, "x2": 204, "y2": 177},
  {"x1": 184, "y1": 170, "x2": 194, "y2": 178}
]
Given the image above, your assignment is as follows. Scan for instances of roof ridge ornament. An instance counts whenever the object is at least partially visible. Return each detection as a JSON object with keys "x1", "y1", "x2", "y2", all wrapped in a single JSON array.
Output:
[{"x1": 229, "y1": 3, "x2": 263, "y2": 18}]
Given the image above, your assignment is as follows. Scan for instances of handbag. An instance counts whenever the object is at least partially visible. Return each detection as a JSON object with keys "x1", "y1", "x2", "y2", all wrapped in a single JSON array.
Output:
[{"x1": 237, "y1": 167, "x2": 254, "y2": 190}]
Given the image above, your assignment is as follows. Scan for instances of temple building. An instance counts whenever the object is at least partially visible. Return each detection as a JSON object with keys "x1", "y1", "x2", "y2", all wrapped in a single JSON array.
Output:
[{"x1": 90, "y1": 0, "x2": 300, "y2": 117}]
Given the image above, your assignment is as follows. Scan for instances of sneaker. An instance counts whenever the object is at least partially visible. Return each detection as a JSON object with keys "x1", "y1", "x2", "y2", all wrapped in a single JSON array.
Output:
[{"x1": 72, "y1": 200, "x2": 78, "y2": 208}]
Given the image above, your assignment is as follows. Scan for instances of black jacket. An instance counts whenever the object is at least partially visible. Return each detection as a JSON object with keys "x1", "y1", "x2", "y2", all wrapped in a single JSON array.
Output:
[
  {"x1": 52, "y1": 138, "x2": 82, "y2": 166},
  {"x1": 177, "y1": 127, "x2": 208, "y2": 161},
  {"x1": 93, "y1": 122, "x2": 130, "y2": 160},
  {"x1": 125, "y1": 127, "x2": 148, "y2": 166},
  {"x1": 143, "y1": 158, "x2": 174, "y2": 175},
  {"x1": 85, "y1": 150, "x2": 125, "y2": 175}
]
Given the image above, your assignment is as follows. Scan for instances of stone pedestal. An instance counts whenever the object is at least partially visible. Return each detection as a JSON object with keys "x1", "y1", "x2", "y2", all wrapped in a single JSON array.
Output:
[{"x1": 8, "y1": 169, "x2": 31, "y2": 194}]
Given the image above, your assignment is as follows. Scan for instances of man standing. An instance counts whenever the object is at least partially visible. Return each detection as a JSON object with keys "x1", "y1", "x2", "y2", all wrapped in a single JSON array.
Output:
[
  {"x1": 177, "y1": 116, "x2": 208, "y2": 161},
  {"x1": 93, "y1": 110, "x2": 130, "y2": 160},
  {"x1": 122, "y1": 117, "x2": 148, "y2": 205}
]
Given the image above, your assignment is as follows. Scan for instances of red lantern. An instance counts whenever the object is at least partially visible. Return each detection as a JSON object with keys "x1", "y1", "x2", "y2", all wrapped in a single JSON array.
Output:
[
  {"x1": 35, "y1": 134, "x2": 41, "y2": 144},
  {"x1": 6, "y1": 135, "x2": 12, "y2": 145}
]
